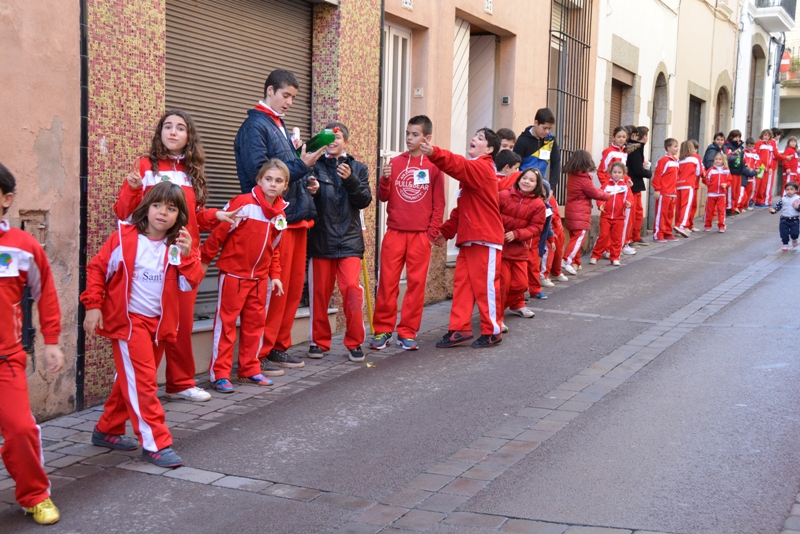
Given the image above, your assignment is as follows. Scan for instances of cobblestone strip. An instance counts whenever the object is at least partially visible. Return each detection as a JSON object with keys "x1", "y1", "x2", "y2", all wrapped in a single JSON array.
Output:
[{"x1": 781, "y1": 492, "x2": 800, "y2": 534}]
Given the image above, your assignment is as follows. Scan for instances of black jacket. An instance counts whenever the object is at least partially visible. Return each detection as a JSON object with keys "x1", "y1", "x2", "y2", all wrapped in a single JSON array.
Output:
[
  {"x1": 723, "y1": 140, "x2": 745, "y2": 176},
  {"x1": 234, "y1": 109, "x2": 316, "y2": 224},
  {"x1": 513, "y1": 127, "x2": 562, "y2": 188},
  {"x1": 307, "y1": 154, "x2": 372, "y2": 258},
  {"x1": 702, "y1": 142, "x2": 724, "y2": 171},
  {"x1": 626, "y1": 142, "x2": 651, "y2": 193}
]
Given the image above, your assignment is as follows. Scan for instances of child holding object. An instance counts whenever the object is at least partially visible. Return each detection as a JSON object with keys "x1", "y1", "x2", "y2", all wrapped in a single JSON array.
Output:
[
  {"x1": 563, "y1": 150, "x2": 610, "y2": 274},
  {"x1": 589, "y1": 162, "x2": 631, "y2": 266},
  {"x1": 769, "y1": 181, "x2": 800, "y2": 251},
  {"x1": 703, "y1": 152, "x2": 731, "y2": 233}
]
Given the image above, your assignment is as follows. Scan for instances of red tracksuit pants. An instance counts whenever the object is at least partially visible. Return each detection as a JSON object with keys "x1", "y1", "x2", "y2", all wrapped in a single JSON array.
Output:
[
  {"x1": 689, "y1": 186, "x2": 700, "y2": 229},
  {"x1": 738, "y1": 181, "x2": 753, "y2": 211},
  {"x1": 784, "y1": 172, "x2": 798, "y2": 194},
  {"x1": 591, "y1": 217, "x2": 625, "y2": 261},
  {"x1": 161, "y1": 286, "x2": 197, "y2": 394},
  {"x1": 654, "y1": 194, "x2": 676, "y2": 240},
  {"x1": 542, "y1": 234, "x2": 564, "y2": 277},
  {"x1": 309, "y1": 256, "x2": 365, "y2": 351},
  {"x1": 449, "y1": 244, "x2": 503, "y2": 336},
  {"x1": 727, "y1": 175, "x2": 742, "y2": 209},
  {"x1": 705, "y1": 195, "x2": 726, "y2": 230},
  {"x1": 526, "y1": 247, "x2": 542, "y2": 297},
  {"x1": 96, "y1": 314, "x2": 172, "y2": 453},
  {"x1": 210, "y1": 273, "x2": 268, "y2": 382},
  {"x1": 755, "y1": 169, "x2": 776, "y2": 205},
  {"x1": 372, "y1": 229, "x2": 432, "y2": 339},
  {"x1": 500, "y1": 257, "x2": 528, "y2": 313},
  {"x1": 564, "y1": 229, "x2": 587, "y2": 267},
  {"x1": 0, "y1": 349, "x2": 50, "y2": 508},
  {"x1": 259, "y1": 227, "x2": 307, "y2": 357},
  {"x1": 676, "y1": 188, "x2": 695, "y2": 229},
  {"x1": 628, "y1": 191, "x2": 644, "y2": 242}
]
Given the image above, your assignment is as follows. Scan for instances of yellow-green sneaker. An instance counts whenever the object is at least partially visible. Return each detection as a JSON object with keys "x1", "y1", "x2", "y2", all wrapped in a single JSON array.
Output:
[{"x1": 24, "y1": 497, "x2": 60, "y2": 525}]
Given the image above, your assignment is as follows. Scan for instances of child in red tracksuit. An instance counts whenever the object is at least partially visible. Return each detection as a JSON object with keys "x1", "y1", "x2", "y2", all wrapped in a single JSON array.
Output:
[
  {"x1": 754, "y1": 129, "x2": 782, "y2": 206},
  {"x1": 83, "y1": 182, "x2": 204, "y2": 469},
  {"x1": 541, "y1": 195, "x2": 566, "y2": 284},
  {"x1": 425, "y1": 128, "x2": 505, "y2": 348},
  {"x1": 704, "y1": 152, "x2": 731, "y2": 232},
  {"x1": 0, "y1": 164, "x2": 64, "y2": 525},
  {"x1": 741, "y1": 139, "x2": 761, "y2": 211},
  {"x1": 201, "y1": 160, "x2": 288, "y2": 393},
  {"x1": 652, "y1": 138, "x2": 680, "y2": 241},
  {"x1": 371, "y1": 115, "x2": 445, "y2": 351},
  {"x1": 562, "y1": 150, "x2": 610, "y2": 274},
  {"x1": 783, "y1": 137, "x2": 798, "y2": 193},
  {"x1": 688, "y1": 140, "x2": 705, "y2": 226},
  {"x1": 495, "y1": 149, "x2": 522, "y2": 192},
  {"x1": 590, "y1": 162, "x2": 631, "y2": 265},
  {"x1": 115, "y1": 110, "x2": 241, "y2": 403},
  {"x1": 597, "y1": 127, "x2": 629, "y2": 187},
  {"x1": 499, "y1": 169, "x2": 547, "y2": 327},
  {"x1": 675, "y1": 140, "x2": 703, "y2": 236}
]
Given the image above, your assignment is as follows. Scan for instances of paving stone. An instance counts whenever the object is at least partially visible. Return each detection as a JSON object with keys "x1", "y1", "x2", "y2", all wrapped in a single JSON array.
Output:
[
  {"x1": 449, "y1": 448, "x2": 489, "y2": 462},
  {"x1": 218, "y1": 404, "x2": 257, "y2": 415},
  {"x1": 514, "y1": 428, "x2": 554, "y2": 442},
  {"x1": 160, "y1": 401, "x2": 199, "y2": 413},
  {"x1": 46, "y1": 455, "x2": 85, "y2": 468},
  {"x1": 163, "y1": 466, "x2": 225, "y2": 484},
  {"x1": 202, "y1": 398, "x2": 237, "y2": 409},
  {"x1": 786, "y1": 516, "x2": 800, "y2": 531},
  {"x1": 44, "y1": 416, "x2": 86, "y2": 428},
  {"x1": 51, "y1": 464, "x2": 104, "y2": 478},
  {"x1": 211, "y1": 476, "x2": 273, "y2": 492},
  {"x1": 40, "y1": 426, "x2": 78, "y2": 439},
  {"x1": 407, "y1": 473, "x2": 454, "y2": 492},
  {"x1": 416, "y1": 493, "x2": 471, "y2": 514},
  {"x1": 439, "y1": 477, "x2": 489, "y2": 496},
  {"x1": 179, "y1": 420, "x2": 220, "y2": 431},
  {"x1": 558, "y1": 400, "x2": 593, "y2": 412},
  {"x1": 116, "y1": 460, "x2": 171, "y2": 476},
  {"x1": 469, "y1": 436, "x2": 508, "y2": 451},
  {"x1": 189, "y1": 405, "x2": 221, "y2": 416},
  {"x1": 461, "y1": 464, "x2": 507, "y2": 481},
  {"x1": 52, "y1": 443, "x2": 108, "y2": 457},
  {"x1": 64, "y1": 431, "x2": 94, "y2": 444},
  {"x1": 563, "y1": 527, "x2": 632, "y2": 534},
  {"x1": 164, "y1": 411, "x2": 199, "y2": 423},
  {"x1": 81, "y1": 453, "x2": 130, "y2": 467},
  {"x1": 0, "y1": 487, "x2": 16, "y2": 503},
  {"x1": 792, "y1": 503, "x2": 800, "y2": 516},
  {"x1": 199, "y1": 412, "x2": 238, "y2": 423},
  {"x1": 500, "y1": 416, "x2": 536, "y2": 428},
  {"x1": 445, "y1": 511, "x2": 506, "y2": 529},
  {"x1": 484, "y1": 426, "x2": 525, "y2": 439},
  {"x1": 354, "y1": 503, "x2": 409, "y2": 525},
  {"x1": 392, "y1": 509, "x2": 446, "y2": 530},
  {"x1": 381, "y1": 487, "x2": 432, "y2": 508},
  {"x1": 0, "y1": 478, "x2": 16, "y2": 491},
  {"x1": 427, "y1": 461, "x2": 473, "y2": 477},
  {"x1": 314, "y1": 492, "x2": 376, "y2": 511},
  {"x1": 261, "y1": 484, "x2": 322, "y2": 501},
  {"x1": 479, "y1": 450, "x2": 526, "y2": 468},
  {"x1": 169, "y1": 428, "x2": 200, "y2": 440},
  {"x1": 549, "y1": 389, "x2": 576, "y2": 400},
  {"x1": 517, "y1": 407, "x2": 552, "y2": 419},
  {"x1": 330, "y1": 522, "x2": 382, "y2": 534}
]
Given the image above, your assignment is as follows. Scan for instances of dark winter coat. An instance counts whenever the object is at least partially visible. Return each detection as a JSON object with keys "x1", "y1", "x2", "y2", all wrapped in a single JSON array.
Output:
[
  {"x1": 702, "y1": 142, "x2": 724, "y2": 171},
  {"x1": 234, "y1": 109, "x2": 317, "y2": 224},
  {"x1": 498, "y1": 186, "x2": 547, "y2": 261},
  {"x1": 564, "y1": 172, "x2": 611, "y2": 232},
  {"x1": 513, "y1": 127, "x2": 562, "y2": 188},
  {"x1": 723, "y1": 140, "x2": 745, "y2": 176},
  {"x1": 626, "y1": 142, "x2": 652, "y2": 193},
  {"x1": 307, "y1": 154, "x2": 372, "y2": 258}
]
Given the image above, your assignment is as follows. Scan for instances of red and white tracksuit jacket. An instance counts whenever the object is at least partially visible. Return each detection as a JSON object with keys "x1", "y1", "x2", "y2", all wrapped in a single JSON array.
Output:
[
  {"x1": 81, "y1": 222, "x2": 203, "y2": 453},
  {"x1": 783, "y1": 146, "x2": 798, "y2": 191},
  {"x1": 652, "y1": 155, "x2": 679, "y2": 240},
  {"x1": 755, "y1": 140, "x2": 782, "y2": 205},
  {"x1": 741, "y1": 150, "x2": 761, "y2": 210},
  {"x1": 0, "y1": 221, "x2": 61, "y2": 508},
  {"x1": 432, "y1": 148, "x2": 504, "y2": 336},
  {"x1": 591, "y1": 180, "x2": 630, "y2": 261},
  {"x1": 373, "y1": 152, "x2": 445, "y2": 339},
  {"x1": 597, "y1": 144, "x2": 627, "y2": 187},
  {"x1": 704, "y1": 166, "x2": 731, "y2": 230},
  {"x1": 676, "y1": 156, "x2": 703, "y2": 229},
  {"x1": 115, "y1": 156, "x2": 220, "y2": 393},
  {"x1": 201, "y1": 189, "x2": 286, "y2": 381}
]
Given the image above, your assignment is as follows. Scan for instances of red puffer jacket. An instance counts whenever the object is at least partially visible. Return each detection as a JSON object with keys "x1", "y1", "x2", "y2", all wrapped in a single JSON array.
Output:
[
  {"x1": 564, "y1": 172, "x2": 610, "y2": 232},
  {"x1": 498, "y1": 186, "x2": 547, "y2": 261}
]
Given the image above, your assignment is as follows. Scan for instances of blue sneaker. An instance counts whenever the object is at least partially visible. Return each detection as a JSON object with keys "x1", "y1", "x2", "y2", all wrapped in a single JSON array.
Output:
[
  {"x1": 532, "y1": 292, "x2": 548, "y2": 300},
  {"x1": 91, "y1": 427, "x2": 139, "y2": 451},
  {"x1": 369, "y1": 332, "x2": 392, "y2": 350},
  {"x1": 238, "y1": 374, "x2": 273, "y2": 386},
  {"x1": 213, "y1": 378, "x2": 235, "y2": 393},
  {"x1": 755, "y1": 203, "x2": 770, "y2": 208},
  {"x1": 142, "y1": 447, "x2": 184, "y2": 468},
  {"x1": 396, "y1": 337, "x2": 419, "y2": 350}
]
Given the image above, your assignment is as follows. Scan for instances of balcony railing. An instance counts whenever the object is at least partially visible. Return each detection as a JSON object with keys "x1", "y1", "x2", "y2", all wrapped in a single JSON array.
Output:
[{"x1": 756, "y1": 0, "x2": 796, "y2": 22}]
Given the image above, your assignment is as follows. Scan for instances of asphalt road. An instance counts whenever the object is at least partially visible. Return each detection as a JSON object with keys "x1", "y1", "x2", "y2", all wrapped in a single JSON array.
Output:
[{"x1": 2, "y1": 208, "x2": 799, "y2": 534}]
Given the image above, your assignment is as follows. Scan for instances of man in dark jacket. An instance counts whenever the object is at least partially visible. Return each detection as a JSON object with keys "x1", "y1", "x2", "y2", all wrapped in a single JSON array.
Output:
[
  {"x1": 234, "y1": 69, "x2": 325, "y2": 373},
  {"x1": 703, "y1": 132, "x2": 726, "y2": 170},
  {"x1": 513, "y1": 108, "x2": 562, "y2": 188},
  {"x1": 307, "y1": 122, "x2": 372, "y2": 363},
  {"x1": 627, "y1": 126, "x2": 652, "y2": 246}
]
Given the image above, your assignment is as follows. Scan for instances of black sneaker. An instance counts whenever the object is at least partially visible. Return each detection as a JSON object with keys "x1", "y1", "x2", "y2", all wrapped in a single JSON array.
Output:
[
  {"x1": 435, "y1": 331, "x2": 474, "y2": 348},
  {"x1": 348, "y1": 347, "x2": 365, "y2": 362},
  {"x1": 92, "y1": 427, "x2": 139, "y2": 451},
  {"x1": 268, "y1": 349, "x2": 305, "y2": 369},
  {"x1": 142, "y1": 447, "x2": 184, "y2": 468},
  {"x1": 259, "y1": 358, "x2": 285, "y2": 377},
  {"x1": 308, "y1": 346, "x2": 325, "y2": 359},
  {"x1": 471, "y1": 334, "x2": 503, "y2": 348}
]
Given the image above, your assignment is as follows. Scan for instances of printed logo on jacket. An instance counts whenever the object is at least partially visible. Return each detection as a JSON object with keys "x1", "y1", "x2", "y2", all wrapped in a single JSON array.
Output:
[{"x1": 395, "y1": 168, "x2": 429, "y2": 203}]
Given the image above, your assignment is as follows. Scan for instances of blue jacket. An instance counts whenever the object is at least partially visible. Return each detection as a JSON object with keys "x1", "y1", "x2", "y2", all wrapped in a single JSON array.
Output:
[
  {"x1": 513, "y1": 127, "x2": 562, "y2": 188},
  {"x1": 234, "y1": 109, "x2": 316, "y2": 224}
]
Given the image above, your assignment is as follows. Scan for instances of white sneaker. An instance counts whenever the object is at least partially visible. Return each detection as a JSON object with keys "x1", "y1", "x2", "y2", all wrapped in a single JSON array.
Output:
[
  {"x1": 539, "y1": 276, "x2": 555, "y2": 288},
  {"x1": 674, "y1": 226, "x2": 690, "y2": 238},
  {"x1": 166, "y1": 387, "x2": 211, "y2": 402},
  {"x1": 509, "y1": 307, "x2": 535, "y2": 318},
  {"x1": 576, "y1": 264, "x2": 582, "y2": 270},
  {"x1": 501, "y1": 323, "x2": 509, "y2": 333},
  {"x1": 621, "y1": 245, "x2": 637, "y2": 255},
  {"x1": 561, "y1": 263, "x2": 578, "y2": 276},
  {"x1": 588, "y1": 257, "x2": 597, "y2": 265},
  {"x1": 555, "y1": 273, "x2": 569, "y2": 282},
  {"x1": 602, "y1": 251, "x2": 610, "y2": 259},
  {"x1": 611, "y1": 260, "x2": 621, "y2": 266}
]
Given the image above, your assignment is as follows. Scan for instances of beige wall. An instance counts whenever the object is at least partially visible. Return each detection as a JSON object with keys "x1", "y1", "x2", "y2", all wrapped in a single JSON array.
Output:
[{"x1": 0, "y1": 1, "x2": 81, "y2": 418}]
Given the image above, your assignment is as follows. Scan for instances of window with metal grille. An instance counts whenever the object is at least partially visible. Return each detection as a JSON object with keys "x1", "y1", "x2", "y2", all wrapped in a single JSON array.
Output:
[
  {"x1": 547, "y1": 0, "x2": 594, "y2": 205},
  {"x1": 688, "y1": 96, "x2": 703, "y2": 144}
]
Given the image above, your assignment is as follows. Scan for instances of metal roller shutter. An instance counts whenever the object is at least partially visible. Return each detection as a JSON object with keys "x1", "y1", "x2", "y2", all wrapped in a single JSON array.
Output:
[
  {"x1": 165, "y1": 0, "x2": 313, "y2": 317},
  {"x1": 609, "y1": 80, "x2": 623, "y2": 145}
]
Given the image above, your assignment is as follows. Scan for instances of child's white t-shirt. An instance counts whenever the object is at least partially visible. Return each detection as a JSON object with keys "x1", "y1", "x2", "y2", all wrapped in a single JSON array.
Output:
[{"x1": 129, "y1": 235, "x2": 166, "y2": 317}]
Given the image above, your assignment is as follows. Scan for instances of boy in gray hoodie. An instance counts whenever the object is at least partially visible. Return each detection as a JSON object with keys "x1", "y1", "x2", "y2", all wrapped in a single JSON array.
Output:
[{"x1": 770, "y1": 181, "x2": 800, "y2": 251}]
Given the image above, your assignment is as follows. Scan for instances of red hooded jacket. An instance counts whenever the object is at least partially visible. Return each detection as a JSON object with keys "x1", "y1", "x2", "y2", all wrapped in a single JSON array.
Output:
[
  {"x1": 498, "y1": 186, "x2": 547, "y2": 261},
  {"x1": 784, "y1": 146, "x2": 798, "y2": 174},
  {"x1": 705, "y1": 166, "x2": 731, "y2": 196},
  {"x1": 564, "y1": 171, "x2": 610, "y2": 232},
  {"x1": 597, "y1": 143, "x2": 628, "y2": 187},
  {"x1": 80, "y1": 222, "x2": 204, "y2": 342},
  {"x1": 652, "y1": 155, "x2": 680, "y2": 195},
  {"x1": 678, "y1": 156, "x2": 704, "y2": 189}
]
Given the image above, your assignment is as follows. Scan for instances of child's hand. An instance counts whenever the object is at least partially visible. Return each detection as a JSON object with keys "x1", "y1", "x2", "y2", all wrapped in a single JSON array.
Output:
[
  {"x1": 175, "y1": 227, "x2": 192, "y2": 256},
  {"x1": 271, "y1": 279, "x2": 284, "y2": 297},
  {"x1": 653, "y1": 191, "x2": 660, "y2": 200},
  {"x1": 306, "y1": 175, "x2": 319, "y2": 195},
  {"x1": 625, "y1": 201, "x2": 631, "y2": 208},
  {"x1": 419, "y1": 140, "x2": 434, "y2": 156},
  {"x1": 300, "y1": 145, "x2": 325, "y2": 168},
  {"x1": 337, "y1": 163, "x2": 352, "y2": 180},
  {"x1": 504, "y1": 231, "x2": 515, "y2": 242},
  {"x1": 126, "y1": 161, "x2": 143, "y2": 189},
  {"x1": 722, "y1": 183, "x2": 728, "y2": 190},
  {"x1": 769, "y1": 207, "x2": 777, "y2": 214},
  {"x1": 433, "y1": 233, "x2": 446, "y2": 247},
  {"x1": 216, "y1": 206, "x2": 245, "y2": 227},
  {"x1": 382, "y1": 163, "x2": 392, "y2": 178},
  {"x1": 599, "y1": 204, "x2": 606, "y2": 212},
  {"x1": 201, "y1": 263, "x2": 209, "y2": 275},
  {"x1": 44, "y1": 345, "x2": 65, "y2": 374},
  {"x1": 84, "y1": 308, "x2": 103, "y2": 333}
]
